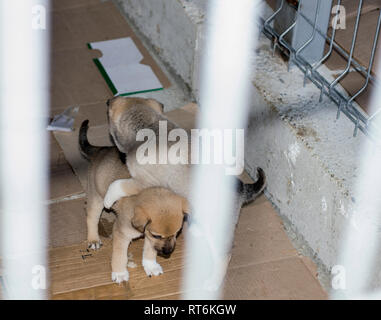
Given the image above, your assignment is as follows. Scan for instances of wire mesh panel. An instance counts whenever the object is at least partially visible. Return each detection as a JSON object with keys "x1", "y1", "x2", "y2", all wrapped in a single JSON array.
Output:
[{"x1": 261, "y1": 0, "x2": 381, "y2": 141}]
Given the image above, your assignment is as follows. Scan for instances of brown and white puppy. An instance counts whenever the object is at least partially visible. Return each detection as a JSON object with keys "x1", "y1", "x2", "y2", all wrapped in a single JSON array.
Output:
[
  {"x1": 111, "y1": 187, "x2": 189, "y2": 283},
  {"x1": 79, "y1": 120, "x2": 188, "y2": 282},
  {"x1": 79, "y1": 97, "x2": 164, "y2": 248}
]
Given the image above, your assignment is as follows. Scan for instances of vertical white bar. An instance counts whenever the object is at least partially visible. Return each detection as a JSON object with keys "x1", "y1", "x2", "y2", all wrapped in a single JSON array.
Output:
[
  {"x1": 183, "y1": 0, "x2": 261, "y2": 299},
  {"x1": 332, "y1": 52, "x2": 381, "y2": 299},
  {"x1": 0, "y1": 0, "x2": 50, "y2": 299}
]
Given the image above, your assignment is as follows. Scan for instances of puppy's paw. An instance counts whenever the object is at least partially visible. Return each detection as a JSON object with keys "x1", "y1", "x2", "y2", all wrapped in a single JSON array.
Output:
[
  {"x1": 104, "y1": 179, "x2": 128, "y2": 209},
  {"x1": 88, "y1": 239, "x2": 102, "y2": 250},
  {"x1": 111, "y1": 270, "x2": 129, "y2": 284},
  {"x1": 142, "y1": 259, "x2": 163, "y2": 277}
]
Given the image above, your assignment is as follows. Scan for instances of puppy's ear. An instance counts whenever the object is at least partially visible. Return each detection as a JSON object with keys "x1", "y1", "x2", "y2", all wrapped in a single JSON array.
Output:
[
  {"x1": 131, "y1": 206, "x2": 151, "y2": 232},
  {"x1": 147, "y1": 99, "x2": 164, "y2": 114}
]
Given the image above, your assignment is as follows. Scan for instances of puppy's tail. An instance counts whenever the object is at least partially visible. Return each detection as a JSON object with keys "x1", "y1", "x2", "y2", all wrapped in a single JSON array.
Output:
[
  {"x1": 236, "y1": 167, "x2": 266, "y2": 205},
  {"x1": 79, "y1": 120, "x2": 99, "y2": 161}
]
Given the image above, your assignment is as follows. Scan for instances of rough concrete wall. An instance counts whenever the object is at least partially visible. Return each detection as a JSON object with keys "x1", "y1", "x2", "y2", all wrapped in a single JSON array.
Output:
[
  {"x1": 245, "y1": 86, "x2": 348, "y2": 269},
  {"x1": 245, "y1": 37, "x2": 364, "y2": 269},
  {"x1": 114, "y1": 0, "x2": 204, "y2": 90}
]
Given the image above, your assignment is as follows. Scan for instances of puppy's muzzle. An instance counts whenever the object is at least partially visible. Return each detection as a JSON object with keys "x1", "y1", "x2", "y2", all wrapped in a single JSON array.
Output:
[
  {"x1": 157, "y1": 250, "x2": 172, "y2": 259},
  {"x1": 156, "y1": 245, "x2": 175, "y2": 259}
]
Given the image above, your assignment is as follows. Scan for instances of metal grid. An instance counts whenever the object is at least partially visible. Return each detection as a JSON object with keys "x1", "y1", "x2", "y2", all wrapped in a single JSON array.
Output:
[{"x1": 260, "y1": 0, "x2": 381, "y2": 140}]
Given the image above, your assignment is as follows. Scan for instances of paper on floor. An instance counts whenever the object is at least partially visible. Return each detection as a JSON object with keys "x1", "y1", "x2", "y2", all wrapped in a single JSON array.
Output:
[
  {"x1": 47, "y1": 106, "x2": 79, "y2": 132},
  {"x1": 89, "y1": 37, "x2": 163, "y2": 96}
]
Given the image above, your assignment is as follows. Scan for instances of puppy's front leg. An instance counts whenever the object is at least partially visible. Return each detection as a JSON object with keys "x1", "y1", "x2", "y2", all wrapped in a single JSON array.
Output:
[
  {"x1": 111, "y1": 228, "x2": 132, "y2": 284},
  {"x1": 142, "y1": 238, "x2": 163, "y2": 277},
  {"x1": 104, "y1": 179, "x2": 143, "y2": 209}
]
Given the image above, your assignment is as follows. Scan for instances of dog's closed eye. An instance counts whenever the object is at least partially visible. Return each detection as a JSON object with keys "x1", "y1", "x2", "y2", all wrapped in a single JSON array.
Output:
[{"x1": 150, "y1": 232, "x2": 163, "y2": 239}]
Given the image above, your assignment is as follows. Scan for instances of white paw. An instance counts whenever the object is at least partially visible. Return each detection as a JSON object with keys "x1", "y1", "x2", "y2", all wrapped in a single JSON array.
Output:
[
  {"x1": 112, "y1": 270, "x2": 129, "y2": 284},
  {"x1": 88, "y1": 239, "x2": 102, "y2": 250},
  {"x1": 127, "y1": 261, "x2": 137, "y2": 268},
  {"x1": 104, "y1": 180, "x2": 128, "y2": 209},
  {"x1": 142, "y1": 259, "x2": 163, "y2": 277}
]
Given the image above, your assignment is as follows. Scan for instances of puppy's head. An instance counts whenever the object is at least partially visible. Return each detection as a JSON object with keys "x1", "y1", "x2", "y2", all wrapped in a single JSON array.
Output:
[
  {"x1": 106, "y1": 96, "x2": 164, "y2": 124},
  {"x1": 131, "y1": 188, "x2": 189, "y2": 257},
  {"x1": 106, "y1": 96, "x2": 164, "y2": 154}
]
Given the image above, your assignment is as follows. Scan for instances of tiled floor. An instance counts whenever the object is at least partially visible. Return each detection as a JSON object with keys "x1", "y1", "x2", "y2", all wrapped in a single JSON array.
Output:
[{"x1": 46, "y1": 0, "x2": 327, "y2": 300}]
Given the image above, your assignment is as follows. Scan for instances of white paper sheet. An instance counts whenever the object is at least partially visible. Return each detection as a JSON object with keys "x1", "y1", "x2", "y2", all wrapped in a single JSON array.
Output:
[{"x1": 90, "y1": 37, "x2": 163, "y2": 95}]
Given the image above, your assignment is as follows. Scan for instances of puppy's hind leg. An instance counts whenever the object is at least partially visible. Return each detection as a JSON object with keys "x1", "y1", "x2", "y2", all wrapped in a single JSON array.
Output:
[{"x1": 86, "y1": 194, "x2": 104, "y2": 250}]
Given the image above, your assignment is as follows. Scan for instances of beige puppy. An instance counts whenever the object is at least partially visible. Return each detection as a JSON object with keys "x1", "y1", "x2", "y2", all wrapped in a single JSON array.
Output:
[
  {"x1": 104, "y1": 96, "x2": 265, "y2": 210},
  {"x1": 79, "y1": 120, "x2": 188, "y2": 282},
  {"x1": 111, "y1": 187, "x2": 188, "y2": 283}
]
